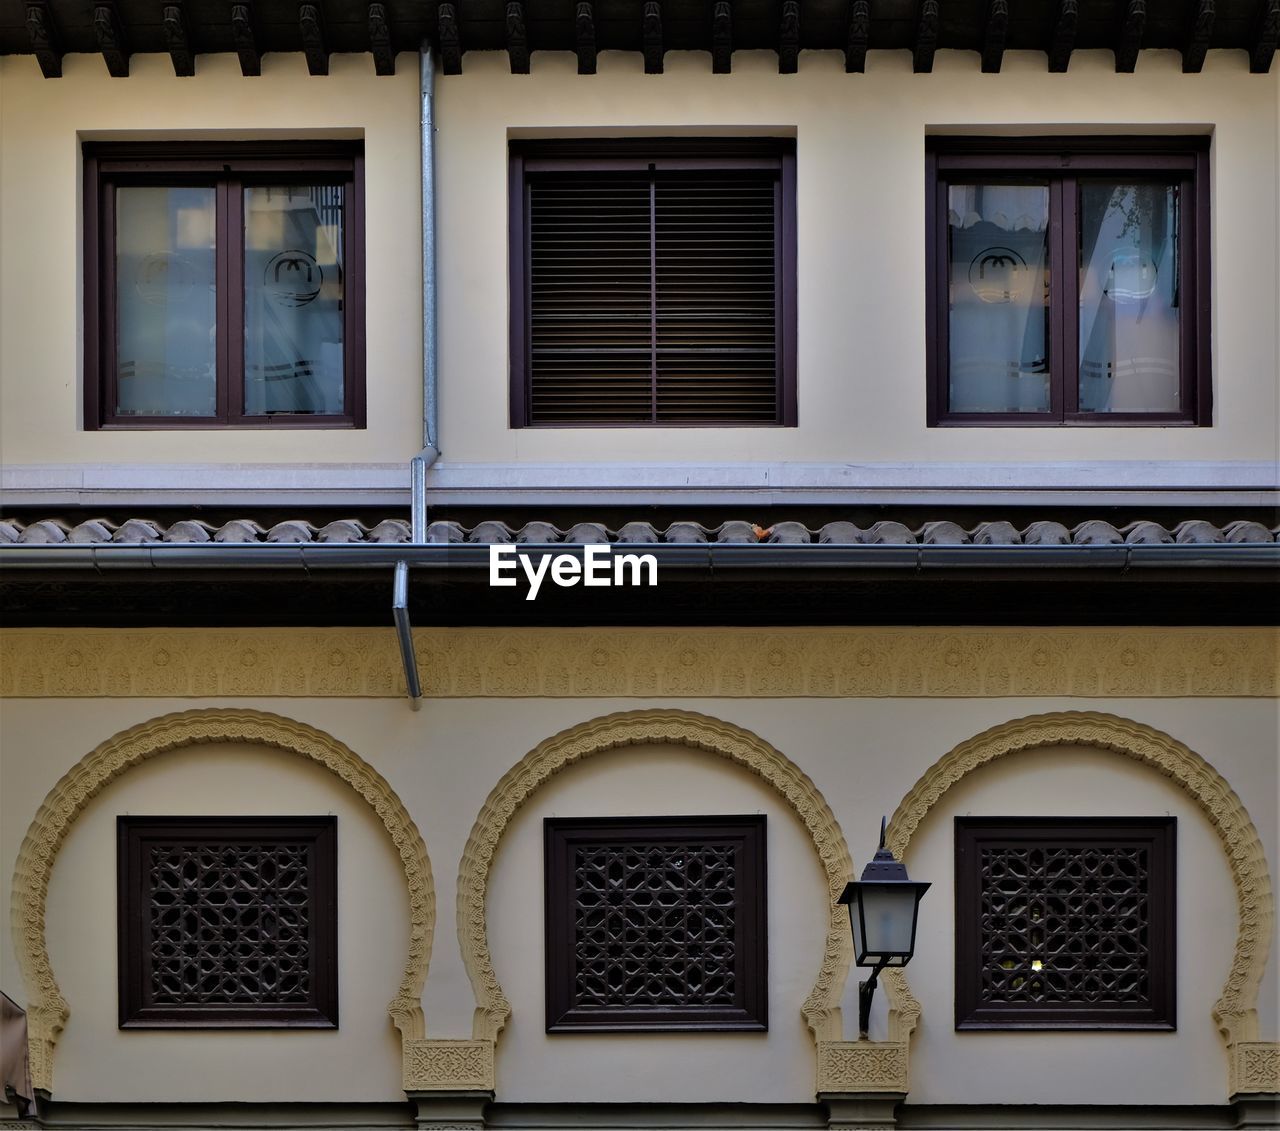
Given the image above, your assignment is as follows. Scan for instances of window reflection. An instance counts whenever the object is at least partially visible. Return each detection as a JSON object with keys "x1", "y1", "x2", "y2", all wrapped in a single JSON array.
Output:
[
  {"x1": 1078, "y1": 182, "x2": 1180, "y2": 413},
  {"x1": 947, "y1": 184, "x2": 1050, "y2": 414},
  {"x1": 243, "y1": 185, "x2": 345, "y2": 415},
  {"x1": 115, "y1": 186, "x2": 217, "y2": 417}
]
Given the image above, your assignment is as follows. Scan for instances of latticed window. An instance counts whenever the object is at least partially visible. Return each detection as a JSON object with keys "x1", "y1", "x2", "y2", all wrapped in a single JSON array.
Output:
[
  {"x1": 544, "y1": 816, "x2": 767, "y2": 1031},
  {"x1": 955, "y1": 817, "x2": 1175, "y2": 1030},
  {"x1": 117, "y1": 816, "x2": 338, "y2": 1027},
  {"x1": 509, "y1": 139, "x2": 796, "y2": 427}
]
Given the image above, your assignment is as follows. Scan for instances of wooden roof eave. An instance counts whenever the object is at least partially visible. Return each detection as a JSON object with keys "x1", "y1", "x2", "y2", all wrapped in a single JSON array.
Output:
[{"x1": 9, "y1": 0, "x2": 1277, "y2": 76}]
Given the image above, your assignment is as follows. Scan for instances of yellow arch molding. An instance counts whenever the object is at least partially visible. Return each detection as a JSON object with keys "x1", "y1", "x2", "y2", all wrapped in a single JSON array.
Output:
[
  {"x1": 9, "y1": 708, "x2": 435, "y2": 1095},
  {"x1": 453, "y1": 709, "x2": 855, "y2": 1090},
  {"x1": 872, "y1": 711, "x2": 1278, "y2": 1099}
]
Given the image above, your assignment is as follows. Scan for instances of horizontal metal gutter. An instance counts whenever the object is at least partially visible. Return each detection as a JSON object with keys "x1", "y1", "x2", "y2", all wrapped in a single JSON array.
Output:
[{"x1": 1, "y1": 543, "x2": 1276, "y2": 572}]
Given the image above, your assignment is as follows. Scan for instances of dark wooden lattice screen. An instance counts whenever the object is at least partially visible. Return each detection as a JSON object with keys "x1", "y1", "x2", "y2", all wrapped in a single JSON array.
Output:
[
  {"x1": 118, "y1": 816, "x2": 338, "y2": 1027},
  {"x1": 955, "y1": 817, "x2": 1175, "y2": 1030},
  {"x1": 544, "y1": 815, "x2": 767, "y2": 1031},
  {"x1": 510, "y1": 140, "x2": 796, "y2": 427}
]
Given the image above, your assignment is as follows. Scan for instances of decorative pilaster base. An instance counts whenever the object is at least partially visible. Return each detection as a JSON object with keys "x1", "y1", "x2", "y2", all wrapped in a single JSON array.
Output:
[
  {"x1": 816, "y1": 1041, "x2": 909, "y2": 1094},
  {"x1": 819, "y1": 1092, "x2": 905, "y2": 1130},
  {"x1": 1230, "y1": 1042, "x2": 1280, "y2": 1098},
  {"x1": 1232, "y1": 1094, "x2": 1280, "y2": 1128},
  {"x1": 403, "y1": 1039, "x2": 496, "y2": 1092},
  {"x1": 407, "y1": 1090, "x2": 492, "y2": 1130}
]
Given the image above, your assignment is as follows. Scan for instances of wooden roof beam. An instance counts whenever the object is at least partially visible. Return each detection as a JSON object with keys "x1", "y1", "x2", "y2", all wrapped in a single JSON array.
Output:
[
  {"x1": 300, "y1": 1, "x2": 328, "y2": 74},
  {"x1": 643, "y1": 0, "x2": 663, "y2": 73},
  {"x1": 93, "y1": 0, "x2": 129, "y2": 77},
  {"x1": 712, "y1": 0, "x2": 732, "y2": 73},
  {"x1": 913, "y1": 0, "x2": 938, "y2": 72},
  {"x1": 24, "y1": 0, "x2": 62, "y2": 78},
  {"x1": 1182, "y1": 0, "x2": 1213, "y2": 71},
  {"x1": 575, "y1": 0, "x2": 596, "y2": 73},
  {"x1": 779, "y1": 0, "x2": 800, "y2": 72},
  {"x1": 506, "y1": 0, "x2": 529, "y2": 73},
  {"x1": 1252, "y1": 0, "x2": 1279, "y2": 72},
  {"x1": 982, "y1": 0, "x2": 1008, "y2": 71},
  {"x1": 1116, "y1": 0, "x2": 1144, "y2": 71},
  {"x1": 438, "y1": 1, "x2": 462, "y2": 74},
  {"x1": 369, "y1": 0, "x2": 395, "y2": 74},
  {"x1": 845, "y1": 0, "x2": 869, "y2": 71},
  {"x1": 161, "y1": 0, "x2": 195, "y2": 76},
  {"x1": 230, "y1": 1, "x2": 260, "y2": 75},
  {"x1": 1048, "y1": 0, "x2": 1077, "y2": 71}
]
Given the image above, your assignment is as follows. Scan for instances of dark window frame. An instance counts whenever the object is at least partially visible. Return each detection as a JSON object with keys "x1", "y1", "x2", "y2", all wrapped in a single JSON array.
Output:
[
  {"x1": 954, "y1": 816, "x2": 1176, "y2": 1031},
  {"x1": 544, "y1": 814, "x2": 768, "y2": 1032},
  {"x1": 509, "y1": 138, "x2": 797, "y2": 428},
  {"x1": 926, "y1": 136, "x2": 1211, "y2": 427},
  {"x1": 84, "y1": 141, "x2": 366, "y2": 430},
  {"x1": 117, "y1": 815, "x2": 339, "y2": 1029}
]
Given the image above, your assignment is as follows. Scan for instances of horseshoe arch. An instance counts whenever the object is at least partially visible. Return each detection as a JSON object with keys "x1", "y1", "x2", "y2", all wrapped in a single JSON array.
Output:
[
  {"x1": 456, "y1": 709, "x2": 856, "y2": 1066},
  {"x1": 879, "y1": 710, "x2": 1277, "y2": 1098},
  {"x1": 10, "y1": 708, "x2": 435, "y2": 1094}
]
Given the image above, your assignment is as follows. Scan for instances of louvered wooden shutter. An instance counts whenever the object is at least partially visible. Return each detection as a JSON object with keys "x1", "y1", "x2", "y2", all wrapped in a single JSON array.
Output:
[{"x1": 523, "y1": 163, "x2": 784, "y2": 425}]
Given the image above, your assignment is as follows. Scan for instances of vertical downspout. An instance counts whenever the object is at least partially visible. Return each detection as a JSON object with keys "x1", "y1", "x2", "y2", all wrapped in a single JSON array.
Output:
[
  {"x1": 392, "y1": 560, "x2": 423, "y2": 710},
  {"x1": 397, "y1": 43, "x2": 439, "y2": 705},
  {"x1": 411, "y1": 40, "x2": 440, "y2": 544}
]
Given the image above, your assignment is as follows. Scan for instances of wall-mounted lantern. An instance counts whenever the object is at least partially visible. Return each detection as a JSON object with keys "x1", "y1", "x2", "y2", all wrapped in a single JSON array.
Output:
[{"x1": 837, "y1": 818, "x2": 931, "y2": 1039}]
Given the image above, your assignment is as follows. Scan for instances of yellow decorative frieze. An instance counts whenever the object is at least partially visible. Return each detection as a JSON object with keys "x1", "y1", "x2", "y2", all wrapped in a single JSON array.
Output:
[{"x1": 1, "y1": 627, "x2": 1274, "y2": 698}]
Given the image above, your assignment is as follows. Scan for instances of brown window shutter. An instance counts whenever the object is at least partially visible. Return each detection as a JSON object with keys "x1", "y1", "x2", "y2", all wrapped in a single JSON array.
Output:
[
  {"x1": 529, "y1": 174, "x2": 654, "y2": 424},
  {"x1": 526, "y1": 166, "x2": 782, "y2": 425},
  {"x1": 655, "y1": 173, "x2": 779, "y2": 423}
]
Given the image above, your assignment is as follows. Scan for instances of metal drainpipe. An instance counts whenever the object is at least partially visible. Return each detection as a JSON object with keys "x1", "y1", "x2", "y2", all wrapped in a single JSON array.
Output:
[
  {"x1": 398, "y1": 42, "x2": 441, "y2": 704},
  {"x1": 411, "y1": 41, "x2": 441, "y2": 544},
  {"x1": 392, "y1": 560, "x2": 422, "y2": 710}
]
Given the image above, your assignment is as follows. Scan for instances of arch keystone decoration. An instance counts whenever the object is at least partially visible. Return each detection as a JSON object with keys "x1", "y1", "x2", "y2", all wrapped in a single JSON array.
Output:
[
  {"x1": 9, "y1": 708, "x2": 435, "y2": 1094},
  {"x1": 877, "y1": 711, "x2": 1278, "y2": 1099},
  {"x1": 455, "y1": 709, "x2": 855, "y2": 1091}
]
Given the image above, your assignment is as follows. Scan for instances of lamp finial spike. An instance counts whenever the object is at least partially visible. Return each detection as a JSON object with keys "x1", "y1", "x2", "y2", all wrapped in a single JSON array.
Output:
[{"x1": 878, "y1": 815, "x2": 887, "y2": 851}]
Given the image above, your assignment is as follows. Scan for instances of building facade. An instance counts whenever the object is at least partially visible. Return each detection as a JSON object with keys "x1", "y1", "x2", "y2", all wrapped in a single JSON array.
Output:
[{"x1": 1, "y1": 7, "x2": 1278, "y2": 1129}]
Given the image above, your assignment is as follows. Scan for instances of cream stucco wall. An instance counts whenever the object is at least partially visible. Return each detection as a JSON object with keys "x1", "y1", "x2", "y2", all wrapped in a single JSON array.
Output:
[
  {"x1": 2, "y1": 690, "x2": 1275, "y2": 1105},
  {"x1": 0, "y1": 52, "x2": 423, "y2": 468},
  {"x1": 1, "y1": 51, "x2": 1277, "y2": 480},
  {"x1": 432, "y1": 50, "x2": 1279, "y2": 468}
]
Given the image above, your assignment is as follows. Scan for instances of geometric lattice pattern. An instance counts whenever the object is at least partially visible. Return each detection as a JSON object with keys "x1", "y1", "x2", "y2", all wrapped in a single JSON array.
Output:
[
  {"x1": 955, "y1": 817, "x2": 1175, "y2": 1029},
  {"x1": 572, "y1": 842, "x2": 738, "y2": 1009},
  {"x1": 979, "y1": 843, "x2": 1150, "y2": 1006},
  {"x1": 545, "y1": 815, "x2": 767, "y2": 1031},
  {"x1": 147, "y1": 841, "x2": 314, "y2": 1005},
  {"x1": 118, "y1": 815, "x2": 337, "y2": 1027}
]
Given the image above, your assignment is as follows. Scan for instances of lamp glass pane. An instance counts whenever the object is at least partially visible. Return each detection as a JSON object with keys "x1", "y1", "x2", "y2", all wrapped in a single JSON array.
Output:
[
  {"x1": 848, "y1": 899, "x2": 867, "y2": 963},
  {"x1": 859, "y1": 886, "x2": 917, "y2": 956}
]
